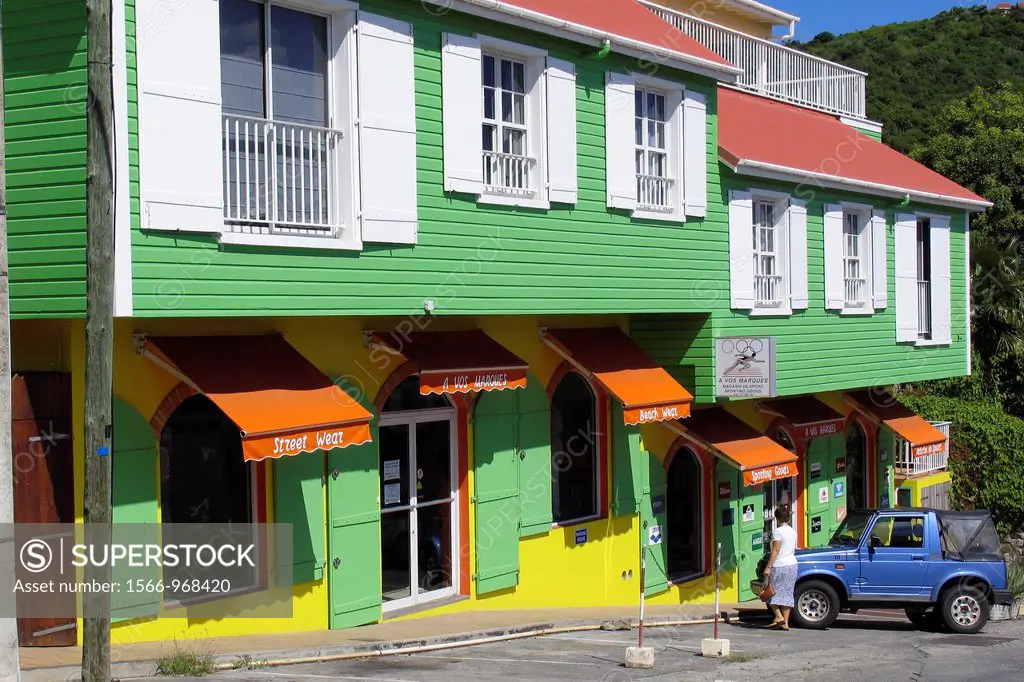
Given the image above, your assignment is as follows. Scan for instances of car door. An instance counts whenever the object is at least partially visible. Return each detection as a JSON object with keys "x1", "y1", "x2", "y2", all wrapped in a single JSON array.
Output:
[{"x1": 856, "y1": 514, "x2": 930, "y2": 598}]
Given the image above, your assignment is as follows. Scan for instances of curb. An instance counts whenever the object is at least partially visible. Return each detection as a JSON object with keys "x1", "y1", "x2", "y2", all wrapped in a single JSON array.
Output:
[{"x1": 24, "y1": 609, "x2": 768, "y2": 681}]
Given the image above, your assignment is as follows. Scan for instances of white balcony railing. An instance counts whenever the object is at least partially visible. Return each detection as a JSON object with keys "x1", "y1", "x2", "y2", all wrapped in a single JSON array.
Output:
[
  {"x1": 895, "y1": 421, "x2": 951, "y2": 477},
  {"x1": 637, "y1": 174, "x2": 674, "y2": 211},
  {"x1": 640, "y1": 1, "x2": 867, "y2": 119},
  {"x1": 844, "y1": 277, "x2": 866, "y2": 307},
  {"x1": 918, "y1": 280, "x2": 932, "y2": 338},
  {"x1": 222, "y1": 114, "x2": 344, "y2": 238},
  {"x1": 754, "y1": 273, "x2": 784, "y2": 307},
  {"x1": 482, "y1": 151, "x2": 536, "y2": 197}
]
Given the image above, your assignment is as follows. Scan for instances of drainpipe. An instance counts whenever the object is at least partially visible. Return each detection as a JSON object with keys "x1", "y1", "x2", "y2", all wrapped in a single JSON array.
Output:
[
  {"x1": 780, "y1": 19, "x2": 796, "y2": 42},
  {"x1": 584, "y1": 39, "x2": 611, "y2": 60}
]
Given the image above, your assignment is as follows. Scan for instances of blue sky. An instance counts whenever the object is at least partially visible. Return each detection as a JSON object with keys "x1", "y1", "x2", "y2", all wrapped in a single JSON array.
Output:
[{"x1": 766, "y1": 1, "x2": 985, "y2": 40}]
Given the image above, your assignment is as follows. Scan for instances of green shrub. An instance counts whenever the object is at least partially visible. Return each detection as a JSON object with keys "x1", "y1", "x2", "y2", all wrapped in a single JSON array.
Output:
[
  {"x1": 898, "y1": 393, "x2": 1024, "y2": 535},
  {"x1": 1007, "y1": 565, "x2": 1024, "y2": 597},
  {"x1": 155, "y1": 644, "x2": 217, "y2": 677}
]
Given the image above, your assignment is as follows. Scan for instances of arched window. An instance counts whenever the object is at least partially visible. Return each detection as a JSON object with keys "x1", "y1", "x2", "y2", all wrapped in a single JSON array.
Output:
[
  {"x1": 667, "y1": 447, "x2": 703, "y2": 579},
  {"x1": 550, "y1": 372, "x2": 599, "y2": 524},
  {"x1": 382, "y1": 376, "x2": 451, "y2": 412},
  {"x1": 846, "y1": 421, "x2": 868, "y2": 510},
  {"x1": 160, "y1": 394, "x2": 251, "y2": 525}
]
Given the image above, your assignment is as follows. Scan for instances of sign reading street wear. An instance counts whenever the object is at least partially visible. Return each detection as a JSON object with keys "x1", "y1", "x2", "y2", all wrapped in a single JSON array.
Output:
[
  {"x1": 714, "y1": 337, "x2": 776, "y2": 398},
  {"x1": 742, "y1": 462, "x2": 798, "y2": 487},
  {"x1": 419, "y1": 368, "x2": 528, "y2": 395},
  {"x1": 244, "y1": 422, "x2": 373, "y2": 462}
]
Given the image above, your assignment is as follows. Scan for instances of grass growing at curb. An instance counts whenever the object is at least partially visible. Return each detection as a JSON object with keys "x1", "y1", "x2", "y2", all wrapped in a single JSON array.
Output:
[
  {"x1": 723, "y1": 652, "x2": 767, "y2": 664},
  {"x1": 232, "y1": 655, "x2": 269, "y2": 670},
  {"x1": 155, "y1": 643, "x2": 217, "y2": 677}
]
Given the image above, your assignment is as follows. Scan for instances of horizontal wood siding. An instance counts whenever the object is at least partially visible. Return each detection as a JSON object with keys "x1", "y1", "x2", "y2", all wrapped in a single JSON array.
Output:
[
  {"x1": 130, "y1": 0, "x2": 722, "y2": 316},
  {"x1": 5, "y1": 0, "x2": 88, "y2": 318},
  {"x1": 631, "y1": 314, "x2": 713, "y2": 400}
]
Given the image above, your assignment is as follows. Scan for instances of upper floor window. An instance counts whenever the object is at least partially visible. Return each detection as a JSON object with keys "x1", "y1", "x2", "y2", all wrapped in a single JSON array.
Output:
[
  {"x1": 823, "y1": 204, "x2": 886, "y2": 316},
  {"x1": 635, "y1": 88, "x2": 672, "y2": 211},
  {"x1": 728, "y1": 189, "x2": 808, "y2": 316},
  {"x1": 220, "y1": 0, "x2": 341, "y2": 237},
  {"x1": 895, "y1": 213, "x2": 951, "y2": 345},
  {"x1": 481, "y1": 53, "x2": 532, "y2": 196},
  {"x1": 442, "y1": 34, "x2": 577, "y2": 208},
  {"x1": 605, "y1": 73, "x2": 708, "y2": 221},
  {"x1": 916, "y1": 218, "x2": 932, "y2": 340}
]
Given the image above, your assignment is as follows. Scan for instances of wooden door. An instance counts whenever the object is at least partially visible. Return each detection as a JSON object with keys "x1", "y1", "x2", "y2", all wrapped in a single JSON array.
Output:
[{"x1": 12, "y1": 372, "x2": 76, "y2": 646}]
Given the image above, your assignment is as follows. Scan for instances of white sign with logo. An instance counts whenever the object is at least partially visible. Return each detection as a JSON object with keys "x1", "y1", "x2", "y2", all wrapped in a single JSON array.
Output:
[{"x1": 714, "y1": 337, "x2": 777, "y2": 398}]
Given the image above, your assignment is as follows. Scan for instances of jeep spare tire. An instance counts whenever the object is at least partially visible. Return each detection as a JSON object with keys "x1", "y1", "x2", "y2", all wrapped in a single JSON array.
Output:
[
  {"x1": 792, "y1": 580, "x2": 840, "y2": 629},
  {"x1": 940, "y1": 584, "x2": 990, "y2": 634}
]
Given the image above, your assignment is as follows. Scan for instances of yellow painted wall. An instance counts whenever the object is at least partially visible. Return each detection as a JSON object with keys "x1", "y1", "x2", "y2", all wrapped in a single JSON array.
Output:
[
  {"x1": 896, "y1": 470, "x2": 952, "y2": 507},
  {"x1": 651, "y1": 0, "x2": 781, "y2": 39}
]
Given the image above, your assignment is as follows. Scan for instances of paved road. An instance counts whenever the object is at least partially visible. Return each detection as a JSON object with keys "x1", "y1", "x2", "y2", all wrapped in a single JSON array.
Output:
[{"x1": 207, "y1": 612, "x2": 1024, "y2": 681}]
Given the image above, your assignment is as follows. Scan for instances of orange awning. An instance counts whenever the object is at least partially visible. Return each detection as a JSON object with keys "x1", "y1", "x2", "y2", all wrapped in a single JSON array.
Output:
[
  {"x1": 844, "y1": 390, "x2": 947, "y2": 457},
  {"x1": 140, "y1": 335, "x2": 373, "y2": 462},
  {"x1": 540, "y1": 327, "x2": 693, "y2": 425},
  {"x1": 368, "y1": 330, "x2": 529, "y2": 395},
  {"x1": 671, "y1": 407, "x2": 798, "y2": 486},
  {"x1": 758, "y1": 396, "x2": 846, "y2": 440}
]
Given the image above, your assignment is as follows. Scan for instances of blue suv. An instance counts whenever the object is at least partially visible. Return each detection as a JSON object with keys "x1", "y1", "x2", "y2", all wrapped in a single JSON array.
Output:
[{"x1": 790, "y1": 509, "x2": 1012, "y2": 634}]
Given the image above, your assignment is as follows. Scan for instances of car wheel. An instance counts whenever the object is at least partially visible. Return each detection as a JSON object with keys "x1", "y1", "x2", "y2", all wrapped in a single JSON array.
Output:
[
  {"x1": 941, "y1": 584, "x2": 990, "y2": 634},
  {"x1": 792, "y1": 580, "x2": 840, "y2": 630},
  {"x1": 905, "y1": 606, "x2": 941, "y2": 631}
]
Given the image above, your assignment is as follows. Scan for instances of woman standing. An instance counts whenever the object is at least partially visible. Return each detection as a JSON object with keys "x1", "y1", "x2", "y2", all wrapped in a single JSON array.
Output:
[{"x1": 763, "y1": 505, "x2": 798, "y2": 630}]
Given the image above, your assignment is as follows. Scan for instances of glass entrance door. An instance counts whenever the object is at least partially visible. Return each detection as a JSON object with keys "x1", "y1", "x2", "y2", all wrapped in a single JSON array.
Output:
[
  {"x1": 763, "y1": 477, "x2": 795, "y2": 538},
  {"x1": 379, "y1": 411, "x2": 457, "y2": 612}
]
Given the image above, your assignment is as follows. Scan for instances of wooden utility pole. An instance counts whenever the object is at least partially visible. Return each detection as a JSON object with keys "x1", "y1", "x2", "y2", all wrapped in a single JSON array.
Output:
[
  {"x1": 0, "y1": 3, "x2": 25, "y2": 679},
  {"x1": 82, "y1": 0, "x2": 115, "y2": 678}
]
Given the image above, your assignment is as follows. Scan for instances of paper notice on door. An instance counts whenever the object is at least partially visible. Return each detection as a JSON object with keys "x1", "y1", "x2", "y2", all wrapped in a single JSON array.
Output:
[
  {"x1": 384, "y1": 483, "x2": 401, "y2": 506},
  {"x1": 383, "y1": 460, "x2": 401, "y2": 482}
]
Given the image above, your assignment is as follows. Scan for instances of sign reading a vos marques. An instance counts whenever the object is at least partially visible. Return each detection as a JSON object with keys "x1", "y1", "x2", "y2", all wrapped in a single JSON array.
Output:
[{"x1": 714, "y1": 337, "x2": 777, "y2": 398}]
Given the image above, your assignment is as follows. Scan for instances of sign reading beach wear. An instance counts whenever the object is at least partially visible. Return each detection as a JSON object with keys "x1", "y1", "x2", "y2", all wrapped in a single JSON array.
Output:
[
  {"x1": 419, "y1": 369, "x2": 528, "y2": 396},
  {"x1": 624, "y1": 402, "x2": 689, "y2": 425},
  {"x1": 714, "y1": 337, "x2": 776, "y2": 398},
  {"x1": 742, "y1": 462, "x2": 798, "y2": 487}
]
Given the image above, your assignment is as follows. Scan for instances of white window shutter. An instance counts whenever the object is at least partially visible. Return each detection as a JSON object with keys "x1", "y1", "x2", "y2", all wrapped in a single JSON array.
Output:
[
  {"x1": 930, "y1": 216, "x2": 953, "y2": 344},
  {"x1": 682, "y1": 91, "x2": 708, "y2": 218},
  {"x1": 871, "y1": 209, "x2": 888, "y2": 309},
  {"x1": 822, "y1": 204, "x2": 845, "y2": 310},
  {"x1": 894, "y1": 213, "x2": 919, "y2": 343},
  {"x1": 441, "y1": 33, "x2": 483, "y2": 194},
  {"x1": 729, "y1": 190, "x2": 755, "y2": 310},
  {"x1": 546, "y1": 58, "x2": 577, "y2": 204},
  {"x1": 137, "y1": 0, "x2": 223, "y2": 232},
  {"x1": 789, "y1": 199, "x2": 809, "y2": 310},
  {"x1": 605, "y1": 72, "x2": 636, "y2": 211},
  {"x1": 358, "y1": 13, "x2": 418, "y2": 244}
]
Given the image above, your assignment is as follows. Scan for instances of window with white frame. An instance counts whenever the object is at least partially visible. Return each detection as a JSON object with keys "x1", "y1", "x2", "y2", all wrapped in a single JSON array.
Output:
[
  {"x1": 481, "y1": 53, "x2": 533, "y2": 196},
  {"x1": 753, "y1": 199, "x2": 784, "y2": 308},
  {"x1": 843, "y1": 211, "x2": 867, "y2": 307},
  {"x1": 728, "y1": 190, "x2": 808, "y2": 315},
  {"x1": 916, "y1": 218, "x2": 933, "y2": 340},
  {"x1": 635, "y1": 88, "x2": 673, "y2": 211},
  {"x1": 220, "y1": 0, "x2": 340, "y2": 237},
  {"x1": 894, "y1": 212, "x2": 951, "y2": 345}
]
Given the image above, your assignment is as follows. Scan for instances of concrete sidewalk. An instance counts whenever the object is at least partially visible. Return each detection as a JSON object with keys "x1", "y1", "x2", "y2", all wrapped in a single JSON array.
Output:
[{"x1": 20, "y1": 602, "x2": 756, "y2": 681}]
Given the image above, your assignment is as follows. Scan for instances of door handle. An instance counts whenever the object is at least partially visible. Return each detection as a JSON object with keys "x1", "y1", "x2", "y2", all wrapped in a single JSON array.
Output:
[{"x1": 911, "y1": 555, "x2": 925, "y2": 561}]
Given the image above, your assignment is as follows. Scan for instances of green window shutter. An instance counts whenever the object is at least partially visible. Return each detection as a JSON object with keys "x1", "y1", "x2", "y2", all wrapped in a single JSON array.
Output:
[
  {"x1": 642, "y1": 451, "x2": 669, "y2": 596},
  {"x1": 611, "y1": 403, "x2": 643, "y2": 516},
  {"x1": 517, "y1": 380, "x2": 552, "y2": 537},
  {"x1": 274, "y1": 451, "x2": 326, "y2": 584},
  {"x1": 474, "y1": 390, "x2": 520, "y2": 594},
  {"x1": 111, "y1": 398, "x2": 160, "y2": 622},
  {"x1": 328, "y1": 422, "x2": 382, "y2": 629}
]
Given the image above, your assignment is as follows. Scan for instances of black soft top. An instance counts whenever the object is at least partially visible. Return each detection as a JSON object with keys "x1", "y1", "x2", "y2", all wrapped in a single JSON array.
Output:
[{"x1": 935, "y1": 511, "x2": 1003, "y2": 561}]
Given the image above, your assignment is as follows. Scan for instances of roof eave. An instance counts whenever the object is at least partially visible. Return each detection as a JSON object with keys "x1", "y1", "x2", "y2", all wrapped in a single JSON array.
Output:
[
  {"x1": 721, "y1": 0, "x2": 800, "y2": 26},
  {"x1": 431, "y1": 0, "x2": 744, "y2": 82},
  {"x1": 724, "y1": 157, "x2": 993, "y2": 212}
]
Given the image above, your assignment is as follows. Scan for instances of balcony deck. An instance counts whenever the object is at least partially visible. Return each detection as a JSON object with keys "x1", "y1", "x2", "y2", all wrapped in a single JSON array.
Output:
[{"x1": 641, "y1": 1, "x2": 867, "y2": 119}]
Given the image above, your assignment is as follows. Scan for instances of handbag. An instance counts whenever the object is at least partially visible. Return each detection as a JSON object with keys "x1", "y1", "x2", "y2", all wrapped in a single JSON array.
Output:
[{"x1": 757, "y1": 580, "x2": 776, "y2": 603}]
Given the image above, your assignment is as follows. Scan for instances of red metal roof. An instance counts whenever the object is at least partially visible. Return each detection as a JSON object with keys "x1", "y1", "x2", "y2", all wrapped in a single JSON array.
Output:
[
  {"x1": 496, "y1": 0, "x2": 734, "y2": 69},
  {"x1": 718, "y1": 88, "x2": 989, "y2": 207}
]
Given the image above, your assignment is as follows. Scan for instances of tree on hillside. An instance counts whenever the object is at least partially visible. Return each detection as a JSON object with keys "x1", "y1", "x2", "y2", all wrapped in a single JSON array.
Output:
[{"x1": 793, "y1": 6, "x2": 1024, "y2": 152}]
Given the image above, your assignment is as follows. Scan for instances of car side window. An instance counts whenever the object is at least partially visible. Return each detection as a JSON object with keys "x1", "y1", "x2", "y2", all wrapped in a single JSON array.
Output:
[{"x1": 869, "y1": 516, "x2": 925, "y2": 549}]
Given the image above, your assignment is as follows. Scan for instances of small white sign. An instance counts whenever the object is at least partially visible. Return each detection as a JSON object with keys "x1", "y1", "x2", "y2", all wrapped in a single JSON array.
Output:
[
  {"x1": 384, "y1": 483, "x2": 401, "y2": 506},
  {"x1": 383, "y1": 459, "x2": 401, "y2": 482},
  {"x1": 648, "y1": 525, "x2": 663, "y2": 546},
  {"x1": 715, "y1": 337, "x2": 776, "y2": 398},
  {"x1": 819, "y1": 486, "x2": 829, "y2": 504},
  {"x1": 742, "y1": 504, "x2": 755, "y2": 523}
]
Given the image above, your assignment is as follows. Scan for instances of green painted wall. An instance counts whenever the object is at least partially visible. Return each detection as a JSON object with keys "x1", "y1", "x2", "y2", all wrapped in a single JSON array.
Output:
[
  {"x1": 129, "y1": 0, "x2": 724, "y2": 316},
  {"x1": 4, "y1": 0, "x2": 88, "y2": 318}
]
